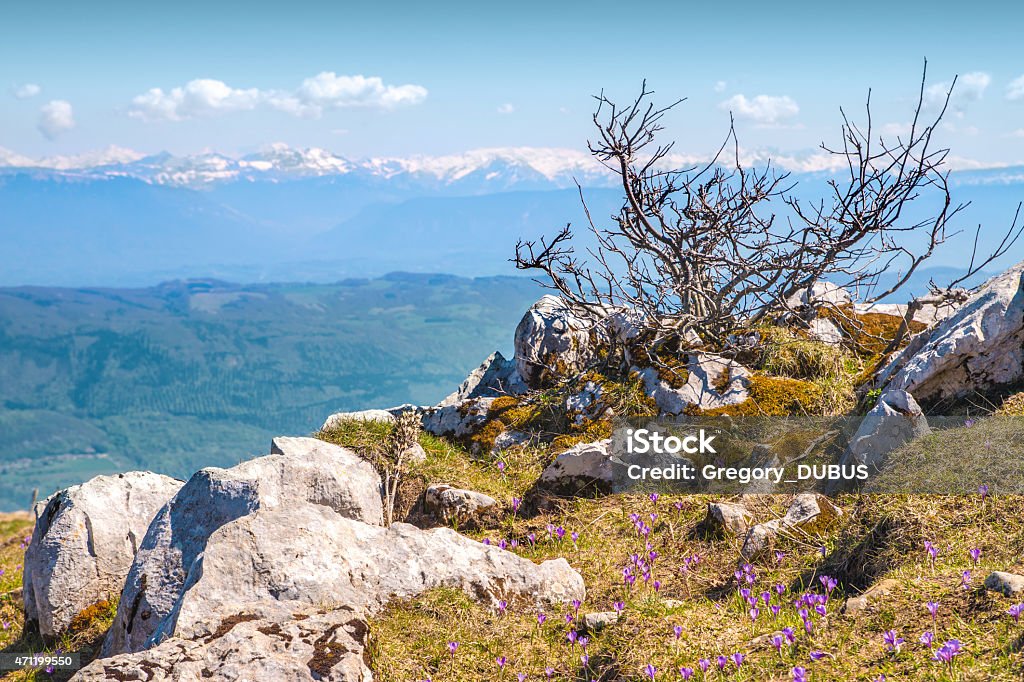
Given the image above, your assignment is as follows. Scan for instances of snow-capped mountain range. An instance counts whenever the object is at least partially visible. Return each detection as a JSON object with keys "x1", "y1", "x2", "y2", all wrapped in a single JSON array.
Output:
[
  {"x1": 3, "y1": 143, "x2": 1022, "y2": 191},
  {"x1": 0, "y1": 144, "x2": 618, "y2": 190}
]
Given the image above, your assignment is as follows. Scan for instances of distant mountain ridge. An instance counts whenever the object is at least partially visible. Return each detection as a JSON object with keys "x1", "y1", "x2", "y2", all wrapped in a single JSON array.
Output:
[{"x1": 1, "y1": 144, "x2": 1022, "y2": 288}]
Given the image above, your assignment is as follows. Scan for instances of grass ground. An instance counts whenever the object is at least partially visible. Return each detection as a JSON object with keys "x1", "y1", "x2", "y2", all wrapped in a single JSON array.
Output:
[{"x1": 317, "y1": 418, "x2": 1024, "y2": 682}]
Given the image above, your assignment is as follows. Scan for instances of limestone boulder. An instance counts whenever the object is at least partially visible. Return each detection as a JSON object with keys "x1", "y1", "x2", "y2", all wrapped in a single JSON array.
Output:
[
  {"x1": 74, "y1": 605, "x2": 372, "y2": 682},
  {"x1": 878, "y1": 261, "x2": 1024, "y2": 403},
  {"x1": 840, "y1": 389, "x2": 930, "y2": 474},
  {"x1": 23, "y1": 472, "x2": 182, "y2": 638},
  {"x1": 514, "y1": 295, "x2": 602, "y2": 388},
  {"x1": 104, "y1": 503, "x2": 584, "y2": 656},
  {"x1": 424, "y1": 484, "x2": 500, "y2": 525},
  {"x1": 103, "y1": 441, "x2": 384, "y2": 655}
]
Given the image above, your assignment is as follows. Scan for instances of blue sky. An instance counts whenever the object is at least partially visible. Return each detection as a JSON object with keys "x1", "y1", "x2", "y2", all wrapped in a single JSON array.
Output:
[{"x1": 4, "y1": 0, "x2": 1024, "y2": 165}]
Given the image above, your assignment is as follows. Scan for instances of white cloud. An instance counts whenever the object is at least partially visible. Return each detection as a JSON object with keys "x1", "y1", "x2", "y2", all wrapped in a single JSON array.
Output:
[
  {"x1": 1009, "y1": 128, "x2": 1024, "y2": 138},
  {"x1": 129, "y1": 72, "x2": 428, "y2": 122},
  {"x1": 713, "y1": 80, "x2": 727, "y2": 93},
  {"x1": 924, "y1": 72, "x2": 990, "y2": 115},
  {"x1": 13, "y1": 83, "x2": 41, "y2": 99},
  {"x1": 496, "y1": 103, "x2": 515, "y2": 114},
  {"x1": 1007, "y1": 75, "x2": 1024, "y2": 101},
  {"x1": 37, "y1": 100, "x2": 75, "y2": 139},
  {"x1": 719, "y1": 94, "x2": 799, "y2": 126}
]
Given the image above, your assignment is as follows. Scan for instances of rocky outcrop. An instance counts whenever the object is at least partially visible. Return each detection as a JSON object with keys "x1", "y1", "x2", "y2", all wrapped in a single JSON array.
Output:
[
  {"x1": 637, "y1": 354, "x2": 750, "y2": 415},
  {"x1": 741, "y1": 494, "x2": 842, "y2": 560},
  {"x1": 840, "y1": 389, "x2": 929, "y2": 473},
  {"x1": 23, "y1": 472, "x2": 182, "y2": 638},
  {"x1": 103, "y1": 441, "x2": 384, "y2": 655},
  {"x1": 104, "y1": 504, "x2": 584, "y2": 661},
  {"x1": 514, "y1": 295, "x2": 603, "y2": 388},
  {"x1": 422, "y1": 352, "x2": 529, "y2": 439},
  {"x1": 423, "y1": 484, "x2": 500, "y2": 525},
  {"x1": 421, "y1": 396, "x2": 495, "y2": 438},
  {"x1": 436, "y1": 351, "x2": 527, "y2": 407},
  {"x1": 75, "y1": 606, "x2": 373, "y2": 682},
  {"x1": 877, "y1": 261, "x2": 1024, "y2": 403},
  {"x1": 845, "y1": 578, "x2": 900, "y2": 615}
]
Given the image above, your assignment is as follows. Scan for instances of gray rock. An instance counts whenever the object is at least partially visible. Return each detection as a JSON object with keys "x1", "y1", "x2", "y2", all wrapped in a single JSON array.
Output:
[
  {"x1": 402, "y1": 442, "x2": 428, "y2": 463},
  {"x1": 424, "y1": 484, "x2": 500, "y2": 525},
  {"x1": 786, "y1": 281, "x2": 853, "y2": 310},
  {"x1": 105, "y1": 503, "x2": 584, "y2": 656},
  {"x1": 437, "y1": 351, "x2": 527, "y2": 408},
  {"x1": 845, "y1": 578, "x2": 900, "y2": 615},
  {"x1": 421, "y1": 396, "x2": 495, "y2": 438},
  {"x1": 537, "y1": 440, "x2": 627, "y2": 495},
  {"x1": 566, "y1": 380, "x2": 605, "y2": 425},
  {"x1": 581, "y1": 610, "x2": 620, "y2": 632},
  {"x1": 492, "y1": 429, "x2": 531, "y2": 452},
  {"x1": 855, "y1": 301, "x2": 960, "y2": 326},
  {"x1": 321, "y1": 409, "x2": 396, "y2": 431},
  {"x1": 706, "y1": 501, "x2": 753, "y2": 535},
  {"x1": 103, "y1": 443, "x2": 384, "y2": 655},
  {"x1": 984, "y1": 571, "x2": 1024, "y2": 597},
  {"x1": 75, "y1": 606, "x2": 372, "y2": 681},
  {"x1": 637, "y1": 354, "x2": 750, "y2": 415},
  {"x1": 23, "y1": 472, "x2": 182, "y2": 638},
  {"x1": 514, "y1": 295, "x2": 602, "y2": 388},
  {"x1": 840, "y1": 389, "x2": 930, "y2": 473},
  {"x1": 878, "y1": 261, "x2": 1024, "y2": 402},
  {"x1": 740, "y1": 494, "x2": 842, "y2": 560}
]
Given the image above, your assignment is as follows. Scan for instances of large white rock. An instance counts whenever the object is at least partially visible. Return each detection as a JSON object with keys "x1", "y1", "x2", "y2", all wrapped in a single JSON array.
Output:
[
  {"x1": 514, "y1": 295, "x2": 603, "y2": 388},
  {"x1": 786, "y1": 281, "x2": 853, "y2": 310},
  {"x1": 637, "y1": 354, "x2": 750, "y2": 415},
  {"x1": 103, "y1": 441, "x2": 384, "y2": 655},
  {"x1": 75, "y1": 605, "x2": 373, "y2": 681},
  {"x1": 878, "y1": 261, "x2": 1024, "y2": 402},
  {"x1": 23, "y1": 472, "x2": 183, "y2": 638},
  {"x1": 537, "y1": 440, "x2": 625, "y2": 495},
  {"x1": 104, "y1": 503, "x2": 584, "y2": 657}
]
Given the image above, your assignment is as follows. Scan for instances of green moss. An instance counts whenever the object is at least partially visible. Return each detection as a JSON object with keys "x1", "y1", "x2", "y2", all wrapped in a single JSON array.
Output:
[{"x1": 703, "y1": 374, "x2": 825, "y2": 416}]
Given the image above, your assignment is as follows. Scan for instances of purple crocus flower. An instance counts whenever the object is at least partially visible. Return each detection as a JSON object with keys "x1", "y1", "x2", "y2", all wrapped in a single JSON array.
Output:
[
  {"x1": 555, "y1": 526, "x2": 566, "y2": 540},
  {"x1": 545, "y1": 668, "x2": 554, "y2": 678},
  {"x1": 673, "y1": 625, "x2": 683, "y2": 640},
  {"x1": 782, "y1": 626, "x2": 796, "y2": 643},
  {"x1": 716, "y1": 655, "x2": 728, "y2": 671},
  {"x1": 770, "y1": 634, "x2": 785, "y2": 653},
  {"x1": 926, "y1": 601, "x2": 939, "y2": 621},
  {"x1": 920, "y1": 631, "x2": 934, "y2": 647},
  {"x1": 969, "y1": 548, "x2": 981, "y2": 565},
  {"x1": 571, "y1": 598, "x2": 582, "y2": 613},
  {"x1": 1008, "y1": 603, "x2": 1024, "y2": 623},
  {"x1": 649, "y1": 493, "x2": 659, "y2": 504},
  {"x1": 496, "y1": 656, "x2": 507, "y2": 670},
  {"x1": 961, "y1": 570, "x2": 972, "y2": 590},
  {"x1": 511, "y1": 497, "x2": 521, "y2": 513},
  {"x1": 749, "y1": 607, "x2": 760, "y2": 622},
  {"x1": 613, "y1": 601, "x2": 625, "y2": 613},
  {"x1": 517, "y1": 674, "x2": 528, "y2": 682},
  {"x1": 792, "y1": 667, "x2": 807, "y2": 682},
  {"x1": 697, "y1": 658, "x2": 710, "y2": 672},
  {"x1": 679, "y1": 666, "x2": 694, "y2": 680},
  {"x1": 731, "y1": 653, "x2": 745, "y2": 669},
  {"x1": 979, "y1": 484, "x2": 989, "y2": 500},
  {"x1": 883, "y1": 629, "x2": 904, "y2": 653},
  {"x1": 932, "y1": 639, "x2": 962, "y2": 665},
  {"x1": 537, "y1": 611, "x2": 547, "y2": 626},
  {"x1": 644, "y1": 663, "x2": 657, "y2": 680},
  {"x1": 770, "y1": 604, "x2": 782, "y2": 617},
  {"x1": 498, "y1": 599, "x2": 508, "y2": 614}
]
